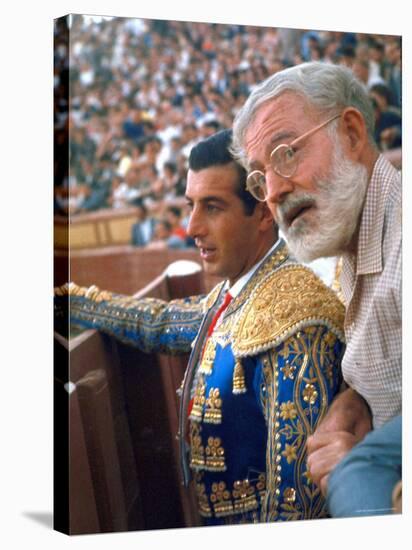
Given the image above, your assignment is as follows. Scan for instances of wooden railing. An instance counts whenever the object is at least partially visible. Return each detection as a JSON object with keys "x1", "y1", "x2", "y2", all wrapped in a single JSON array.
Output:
[
  {"x1": 55, "y1": 245, "x2": 220, "y2": 295},
  {"x1": 54, "y1": 262, "x2": 205, "y2": 534},
  {"x1": 54, "y1": 207, "x2": 142, "y2": 250}
]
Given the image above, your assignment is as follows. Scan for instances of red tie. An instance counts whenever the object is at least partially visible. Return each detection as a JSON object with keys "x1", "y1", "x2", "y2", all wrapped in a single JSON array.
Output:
[
  {"x1": 205, "y1": 291, "x2": 233, "y2": 339},
  {"x1": 187, "y1": 291, "x2": 232, "y2": 419}
]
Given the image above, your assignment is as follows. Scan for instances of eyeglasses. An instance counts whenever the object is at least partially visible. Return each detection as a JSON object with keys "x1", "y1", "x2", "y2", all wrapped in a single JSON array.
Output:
[{"x1": 245, "y1": 114, "x2": 341, "y2": 202}]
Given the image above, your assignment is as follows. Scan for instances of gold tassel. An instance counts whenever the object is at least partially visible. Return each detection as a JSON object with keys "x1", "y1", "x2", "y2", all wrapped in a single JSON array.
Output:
[
  {"x1": 205, "y1": 437, "x2": 227, "y2": 471},
  {"x1": 199, "y1": 339, "x2": 216, "y2": 375},
  {"x1": 233, "y1": 358, "x2": 247, "y2": 394},
  {"x1": 189, "y1": 377, "x2": 206, "y2": 422},
  {"x1": 204, "y1": 387, "x2": 222, "y2": 424},
  {"x1": 189, "y1": 423, "x2": 205, "y2": 469}
]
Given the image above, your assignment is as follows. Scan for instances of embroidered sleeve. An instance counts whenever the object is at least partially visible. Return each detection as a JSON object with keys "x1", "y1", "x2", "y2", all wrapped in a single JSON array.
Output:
[
  {"x1": 54, "y1": 282, "x2": 205, "y2": 354},
  {"x1": 260, "y1": 324, "x2": 344, "y2": 522}
]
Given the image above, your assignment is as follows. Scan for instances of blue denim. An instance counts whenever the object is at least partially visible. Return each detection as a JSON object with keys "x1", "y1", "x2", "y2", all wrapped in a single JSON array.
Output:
[{"x1": 326, "y1": 415, "x2": 402, "y2": 517}]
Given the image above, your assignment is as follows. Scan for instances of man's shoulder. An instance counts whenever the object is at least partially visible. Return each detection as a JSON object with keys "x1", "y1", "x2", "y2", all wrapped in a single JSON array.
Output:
[
  {"x1": 232, "y1": 263, "x2": 345, "y2": 357},
  {"x1": 377, "y1": 156, "x2": 401, "y2": 248},
  {"x1": 374, "y1": 154, "x2": 401, "y2": 204},
  {"x1": 386, "y1": 171, "x2": 401, "y2": 210}
]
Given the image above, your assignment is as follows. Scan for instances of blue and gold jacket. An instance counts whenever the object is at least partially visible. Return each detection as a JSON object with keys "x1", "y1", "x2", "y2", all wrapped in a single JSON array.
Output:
[{"x1": 56, "y1": 241, "x2": 345, "y2": 525}]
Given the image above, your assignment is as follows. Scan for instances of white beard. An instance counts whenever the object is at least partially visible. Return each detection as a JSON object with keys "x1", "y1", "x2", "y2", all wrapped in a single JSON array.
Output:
[{"x1": 277, "y1": 144, "x2": 368, "y2": 263}]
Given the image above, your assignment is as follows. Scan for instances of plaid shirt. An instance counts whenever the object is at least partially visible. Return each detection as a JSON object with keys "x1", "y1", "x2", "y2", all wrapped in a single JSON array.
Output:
[{"x1": 340, "y1": 155, "x2": 401, "y2": 428}]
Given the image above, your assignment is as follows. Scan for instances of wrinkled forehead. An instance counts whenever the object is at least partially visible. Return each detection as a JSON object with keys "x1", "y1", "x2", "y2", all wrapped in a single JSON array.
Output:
[{"x1": 244, "y1": 93, "x2": 319, "y2": 164}]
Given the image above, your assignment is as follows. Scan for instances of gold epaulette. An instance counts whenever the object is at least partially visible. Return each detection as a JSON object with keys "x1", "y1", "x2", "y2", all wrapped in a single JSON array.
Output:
[
  {"x1": 232, "y1": 265, "x2": 345, "y2": 357},
  {"x1": 54, "y1": 282, "x2": 113, "y2": 302}
]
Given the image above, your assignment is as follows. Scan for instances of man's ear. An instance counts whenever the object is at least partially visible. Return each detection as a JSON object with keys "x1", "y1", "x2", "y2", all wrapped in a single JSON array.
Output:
[
  {"x1": 257, "y1": 202, "x2": 276, "y2": 231},
  {"x1": 340, "y1": 107, "x2": 369, "y2": 161}
]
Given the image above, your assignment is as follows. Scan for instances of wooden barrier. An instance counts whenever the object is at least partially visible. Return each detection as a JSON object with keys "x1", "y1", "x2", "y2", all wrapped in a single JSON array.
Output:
[
  {"x1": 54, "y1": 262, "x2": 204, "y2": 534},
  {"x1": 54, "y1": 245, "x2": 220, "y2": 295},
  {"x1": 54, "y1": 207, "x2": 142, "y2": 250}
]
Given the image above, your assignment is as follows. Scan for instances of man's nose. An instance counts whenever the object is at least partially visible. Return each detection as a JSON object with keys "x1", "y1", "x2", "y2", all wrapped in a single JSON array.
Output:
[
  {"x1": 186, "y1": 209, "x2": 206, "y2": 239},
  {"x1": 265, "y1": 171, "x2": 294, "y2": 206}
]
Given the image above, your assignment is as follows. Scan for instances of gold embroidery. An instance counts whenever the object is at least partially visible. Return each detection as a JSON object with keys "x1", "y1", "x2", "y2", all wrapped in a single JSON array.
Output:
[
  {"x1": 302, "y1": 384, "x2": 318, "y2": 405},
  {"x1": 213, "y1": 333, "x2": 231, "y2": 349},
  {"x1": 324, "y1": 332, "x2": 337, "y2": 346},
  {"x1": 195, "y1": 477, "x2": 212, "y2": 517},
  {"x1": 283, "y1": 487, "x2": 296, "y2": 503},
  {"x1": 261, "y1": 351, "x2": 281, "y2": 521},
  {"x1": 322, "y1": 332, "x2": 338, "y2": 389},
  {"x1": 259, "y1": 382, "x2": 267, "y2": 412},
  {"x1": 262, "y1": 325, "x2": 341, "y2": 521},
  {"x1": 279, "y1": 346, "x2": 291, "y2": 360},
  {"x1": 325, "y1": 364, "x2": 335, "y2": 389},
  {"x1": 282, "y1": 443, "x2": 298, "y2": 464},
  {"x1": 256, "y1": 473, "x2": 266, "y2": 503},
  {"x1": 280, "y1": 501, "x2": 302, "y2": 521},
  {"x1": 280, "y1": 401, "x2": 298, "y2": 420},
  {"x1": 303, "y1": 484, "x2": 321, "y2": 501},
  {"x1": 232, "y1": 480, "x2": 258, "y2": 514},
  {"x1": 196, "y1": 475, "x2": 266, "y2": 520},
  {"x1": 204, "y1": 388, "x2": 222, "y2": 424},
  {"x1": 55, "y1": 282, "x2": 113, "y2": 302},
  {"x1": 211, "y1": 482, "x2": 233, "y2": 517},
  {"x1": 190, "y1": 422, "x2": 205, "y2": 469},
  {"x1": 295, "y1": 332, "x2": 327, "y2": 432},
  {"x1": 201, "y1": 244, "x2": 288, "y2": 355},
  {"x1": 303, "y1": 469, "x2": 313, "y2": 485},
  {"x1": 205, "y1": 437, "x2": 226, "y2": 471},
  {"x1": 189, "y1": 375, "x2": 206, "y2": 422},
  {"x1": 199, "y1": 339, "x2": 216, "y2": 375},
  {"x1": 281, "y1": 362, "x2": 296, "y2": 380},
  {"x1": 232, "y1": 265, "x2": 345, "y2": 357},
  {"x1": 232, "y1": 358, "x2": 247, "y2": 394}
]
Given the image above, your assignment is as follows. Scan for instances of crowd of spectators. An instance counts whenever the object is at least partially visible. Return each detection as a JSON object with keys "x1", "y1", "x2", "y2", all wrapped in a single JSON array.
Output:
[{"x1": 54, "y1": 15, "x2": 402, "y2": 249}]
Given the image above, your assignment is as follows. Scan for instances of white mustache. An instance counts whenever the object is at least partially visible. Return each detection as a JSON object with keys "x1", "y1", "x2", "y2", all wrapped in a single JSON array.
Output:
[{"x1": 277, "y1": 193, "x2": 316, "y2": 225}]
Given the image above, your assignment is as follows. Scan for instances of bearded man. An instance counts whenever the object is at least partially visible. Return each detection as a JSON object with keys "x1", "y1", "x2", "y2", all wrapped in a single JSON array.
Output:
[{"x1": 232, "y1": 61, "x2": 401, "y2": 517}]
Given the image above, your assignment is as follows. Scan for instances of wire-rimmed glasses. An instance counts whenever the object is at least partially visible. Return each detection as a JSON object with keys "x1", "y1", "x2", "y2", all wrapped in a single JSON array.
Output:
[{"x1": 246, "y1": 114, "x2": 341, "y2": 202}]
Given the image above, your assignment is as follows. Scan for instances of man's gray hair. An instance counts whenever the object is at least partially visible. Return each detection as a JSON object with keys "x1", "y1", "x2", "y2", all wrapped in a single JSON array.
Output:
[{"x1": 231, "y1": 62, "x2": 376, "y2": 168}]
